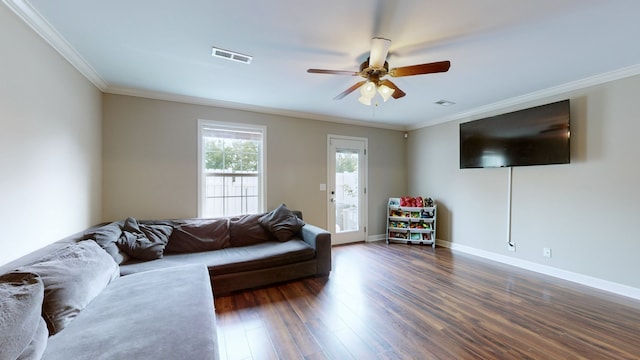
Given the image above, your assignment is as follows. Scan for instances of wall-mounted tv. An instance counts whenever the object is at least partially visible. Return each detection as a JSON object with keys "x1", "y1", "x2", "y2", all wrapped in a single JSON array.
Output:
[{"x1": 459, "y1": 99, "x2": 570, "y2": 168}]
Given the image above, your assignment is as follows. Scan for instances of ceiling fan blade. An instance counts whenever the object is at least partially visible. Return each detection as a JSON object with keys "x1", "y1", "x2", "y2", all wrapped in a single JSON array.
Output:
[
  {"x1": 334, "y1": 81, "x2": 367, "y2": 100},
  {"x1": 379, "y1": 79, "x2": 406, "y2": 99},
  {"x1": 307, "y1": 69, "x2": 358, "y2": 76},
  {"x1": 389, "y1": 60, "x2": 451, "y2": 77},
  {"x1": 369, "y1": 37, "x2": 391, "y2": 69}
]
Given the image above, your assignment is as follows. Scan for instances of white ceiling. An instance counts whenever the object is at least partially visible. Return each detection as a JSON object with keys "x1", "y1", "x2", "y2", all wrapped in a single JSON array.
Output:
[{"x1": 8, "y1": 0, "x2": 640, "y2": 129}]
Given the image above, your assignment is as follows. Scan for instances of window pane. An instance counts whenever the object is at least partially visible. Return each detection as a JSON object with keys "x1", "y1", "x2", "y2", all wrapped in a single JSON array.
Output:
[
  {"x1": 199, "y1": 122, "x2": 264, "y2": 218},
  {"x1": 203, "y1": 174, "x2": 260, "y2": 217},
  {"x1": 335, "y1": 149, "x2": 359, "y2": 232}
]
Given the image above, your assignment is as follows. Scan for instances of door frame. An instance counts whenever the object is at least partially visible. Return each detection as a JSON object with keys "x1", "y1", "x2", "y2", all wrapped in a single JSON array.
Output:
[{"x1": 327, "y1": 134, "x2": 368, "y2": 245}]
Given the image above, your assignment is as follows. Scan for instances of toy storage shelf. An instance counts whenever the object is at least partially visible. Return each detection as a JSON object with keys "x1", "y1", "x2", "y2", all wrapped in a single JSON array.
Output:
[{"x1": 386, "y1": 197, "x2": 436, "y2": 247}]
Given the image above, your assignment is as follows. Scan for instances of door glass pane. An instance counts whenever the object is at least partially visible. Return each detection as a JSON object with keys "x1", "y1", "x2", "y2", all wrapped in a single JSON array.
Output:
[{"x1": 335, "y1": 149, "x2": 359, "y2": 233}]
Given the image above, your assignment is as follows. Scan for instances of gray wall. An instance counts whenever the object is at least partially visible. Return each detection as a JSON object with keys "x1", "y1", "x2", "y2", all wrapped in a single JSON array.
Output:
[
  {"x1": 407, "y1": 74, "x2": 640, "y2": 290},
  {"x1": 102, "y1": 94, "x2": 407, "y2": 237},
  {"x1": 0, "y1": 4, "x2": 102, "y2": 265}
]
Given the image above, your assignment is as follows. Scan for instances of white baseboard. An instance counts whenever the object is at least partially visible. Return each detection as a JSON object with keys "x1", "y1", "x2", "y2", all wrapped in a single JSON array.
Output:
[
  {"x1": 367, "y1": 233, "x2": 386, "y2": 242},
  {"x1": 366, "y1": 235, "x2": 640, "y2": 300},
  {"x1": 436, "y1": 239, "x2": 640, "y2": 301}
]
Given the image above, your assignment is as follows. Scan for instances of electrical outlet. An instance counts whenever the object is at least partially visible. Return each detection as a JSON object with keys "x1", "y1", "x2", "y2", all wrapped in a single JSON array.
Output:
[
  {"x1": 508, "y1": 243, "x2": 516, "y2": 252},
  {"x1": 543, "y1": 247, "x2": 552, "y2": 258}
]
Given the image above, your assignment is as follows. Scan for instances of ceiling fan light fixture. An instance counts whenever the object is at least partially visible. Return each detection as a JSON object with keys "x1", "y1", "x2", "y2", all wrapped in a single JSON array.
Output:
[
  {"x1": 358, "y1": 96, "x2": 372, "y2": 106},
  {"x1": 360, "y1": 81, "x2": 377, "y2": 98},
  {"x1": 378, "y1": 84, "x2": 394, "y2": 102},
  {"x1": 306, "y1": 37, "x2": 450, "y2": 103},
  {"x1": 369, "y1": 37, "x2": 391, "y2": 69}
]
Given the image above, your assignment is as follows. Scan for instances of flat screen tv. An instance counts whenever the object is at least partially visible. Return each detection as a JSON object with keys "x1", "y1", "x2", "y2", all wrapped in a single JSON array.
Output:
[{"x1": 459, "y1": 100, "x2": 570, "y2": 168}]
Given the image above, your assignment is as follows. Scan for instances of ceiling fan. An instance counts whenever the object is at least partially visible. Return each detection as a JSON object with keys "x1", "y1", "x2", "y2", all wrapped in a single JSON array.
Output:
[{"x1": 307, "y1": 37, "x2": 451, "y2": 105}]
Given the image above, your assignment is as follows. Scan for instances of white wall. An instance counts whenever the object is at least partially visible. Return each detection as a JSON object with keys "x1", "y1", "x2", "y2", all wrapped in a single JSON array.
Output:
[
  {"x1": 0, "y1": 4, "x2": 102, "y2": 265},
  {"x1": 408, "y1": 74, "x2": 640, "y2": 292},
  {"x1": 102, "y1": 94, "x2": 407, "y2": 236}
]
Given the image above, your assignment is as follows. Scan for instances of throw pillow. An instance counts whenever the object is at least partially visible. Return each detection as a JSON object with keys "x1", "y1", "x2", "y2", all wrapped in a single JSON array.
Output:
[
  {"x1": 165, "y1": 218, "x2": 230, "y2": 253},
  {"x1": 258, "y1": 204, "x2": 305, "y2": 242},
  {"x1": 84, "y1": 221, "x2": 128, "y2": 264},
  {"x1": 228, "y1": 213, "x2": 275, "y2": 247},
  {"x1": 0, "y1": 272, "x2": 47, "y2": 360},
  {"x1": 116, "y1": 217, "x2": 172, "y2": 260},
  {"x1": 17, "y1": 240, "x2": 120, "y2": 335}
]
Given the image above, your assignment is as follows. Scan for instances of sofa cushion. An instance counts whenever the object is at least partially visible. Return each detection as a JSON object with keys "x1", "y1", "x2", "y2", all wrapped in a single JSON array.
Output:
[
  {"x1": 18, "y1": 240, "x2": 119, "y2": 335},
  {"x1": 120, "y1": 239, "x2": 315, "y2": 276},
  {"x1": 17, "y1": 318, "x2": 48, "y2": 360},
  {"x1": 207, "y1": 240, "x2": 314, "y2": 275},
  {"x1": 228, "y1": 213, "x2": 275, "y2": 247},
  {"x1": 0, "y1": 272, "x2": 48, "y2": 360},
  {"x1": 259, "y1": 204, "x2": 305, "y2": 241},
  {"x1": 117, "y1": 217, "x2": 172, "y2": 260},
  {"x1": 164, "y1": 218, "x2": 230, "y2": 253},
  {"x1": 84, "y1": 221, "x2": 128, "y2": 264},
  {"x1": 41, "y1": 264, "x2": 218, "y2": 360}
]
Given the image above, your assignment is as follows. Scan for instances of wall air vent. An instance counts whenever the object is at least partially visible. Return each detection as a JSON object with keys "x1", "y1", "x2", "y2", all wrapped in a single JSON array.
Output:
[{"x1": 211, "y1": 47, "x2": 253, "y2": 64}]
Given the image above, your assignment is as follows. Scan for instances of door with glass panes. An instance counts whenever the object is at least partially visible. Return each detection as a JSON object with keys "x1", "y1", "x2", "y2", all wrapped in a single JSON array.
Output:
[{"x1": 328, "y1": 135, "x2": 367, "y2": 245}]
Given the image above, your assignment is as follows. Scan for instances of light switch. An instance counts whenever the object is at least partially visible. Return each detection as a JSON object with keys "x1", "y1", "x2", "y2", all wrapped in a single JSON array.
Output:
[{"x1": 319, "y1": 183, "x2": 326, "y2": 191}]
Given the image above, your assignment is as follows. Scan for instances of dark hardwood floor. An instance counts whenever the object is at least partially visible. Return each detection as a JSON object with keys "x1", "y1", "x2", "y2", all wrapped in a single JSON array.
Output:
[{"x1": 214, "y1": 242, "x2": 640, "y2": 359}]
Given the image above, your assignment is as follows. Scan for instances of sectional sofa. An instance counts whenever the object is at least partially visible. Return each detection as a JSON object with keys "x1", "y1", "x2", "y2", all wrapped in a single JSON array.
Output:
[{"x1": 0, "y1": 205, "x2": 331, "y2": 360}]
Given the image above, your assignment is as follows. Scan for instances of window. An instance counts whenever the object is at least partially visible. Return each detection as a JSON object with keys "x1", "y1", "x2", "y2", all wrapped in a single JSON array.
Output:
[{"x1": 198, "y1": 120, "x2": 265, "y2": 218}]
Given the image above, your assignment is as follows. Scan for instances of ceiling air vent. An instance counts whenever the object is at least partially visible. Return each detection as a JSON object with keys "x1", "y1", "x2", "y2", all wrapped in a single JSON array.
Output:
[
  {"x1": 435, "y1": 100, "x2": 456, "y2": 106},
  {"x1": 211, "y1": 47, "x2": 252, "y2": 64}
]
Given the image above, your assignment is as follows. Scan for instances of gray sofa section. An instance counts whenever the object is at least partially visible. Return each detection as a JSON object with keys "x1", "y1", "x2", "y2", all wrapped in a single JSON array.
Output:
[
  {"x1": 41, "y1": 264, "x2": 217, "y2": 360},
  {"x1": 120, "y1": 222, "x2": 331, "y2": 294},
  {"x1": 0, "y1": 243, "x2": 218, "y2": 360}
]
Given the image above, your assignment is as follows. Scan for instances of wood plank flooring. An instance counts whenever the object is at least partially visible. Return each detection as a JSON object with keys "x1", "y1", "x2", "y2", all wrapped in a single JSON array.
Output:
[{"x1": 214, "y1": 242, "x2": 640, "y2": 359}]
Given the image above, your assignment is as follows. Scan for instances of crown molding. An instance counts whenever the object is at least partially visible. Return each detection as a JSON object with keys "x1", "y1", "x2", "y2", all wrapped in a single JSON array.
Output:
[
  {"x1": 409, "y1": 63, "x2": 640, "y2": 131},
  {"x1": 3, "y1": 0, "x2": 108, "y2": 90},
  {"x1": 106, "y1": 86, "x2": 407, "y2": 131}
]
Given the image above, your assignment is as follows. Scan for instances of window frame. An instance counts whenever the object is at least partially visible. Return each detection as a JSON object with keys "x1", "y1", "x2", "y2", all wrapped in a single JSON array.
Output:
[{"x1": 197, "y1": 119, "x2": 267, "y2": 218}]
